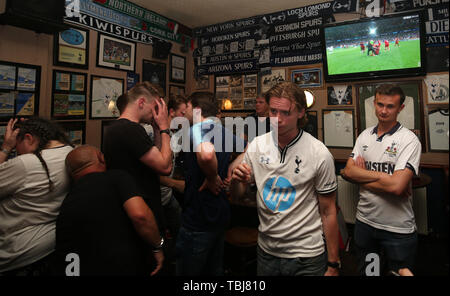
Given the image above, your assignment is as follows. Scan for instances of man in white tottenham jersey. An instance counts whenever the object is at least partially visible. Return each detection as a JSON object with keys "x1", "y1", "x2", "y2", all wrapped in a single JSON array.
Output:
[
  {"x1": 230, "y1": 82, "x2": 340, "y2": 276},
  {"x1": 342, "y1": 84, "x2": 421, "y2": 276}
]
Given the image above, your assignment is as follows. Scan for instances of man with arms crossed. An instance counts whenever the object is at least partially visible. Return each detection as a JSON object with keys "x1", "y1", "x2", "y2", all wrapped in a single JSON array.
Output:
[
  {"x1": 231, "y1": 82, "x2": 340, "y2": 276},
  {"x1": 342, "y1": 84, "x2": 421, "y2": 276}
]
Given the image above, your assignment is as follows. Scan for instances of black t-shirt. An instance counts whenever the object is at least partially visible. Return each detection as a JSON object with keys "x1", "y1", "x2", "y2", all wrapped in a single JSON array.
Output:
[
  {"x1": 55, "y1": 170, "x2": 150, "y2": 275},
  {"x1": 102, "y1": 118, "x2": 163, "y2": 230}
]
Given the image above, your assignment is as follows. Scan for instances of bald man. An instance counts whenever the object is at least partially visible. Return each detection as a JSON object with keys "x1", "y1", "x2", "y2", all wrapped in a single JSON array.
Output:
[{"x1": 54, "y1": 145, "x2": 164, "y2": 276}]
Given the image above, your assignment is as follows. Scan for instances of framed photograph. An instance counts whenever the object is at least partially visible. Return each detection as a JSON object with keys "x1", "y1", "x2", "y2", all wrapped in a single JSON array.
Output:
[
  {"x1": 305, "y1": 110, "x2": 318, "y2": 139},
  {"x1": 424, "y1": 74, "x2": 449, "y2": 105},
  {"x1": 260, "y1": 69, "x2": 286, "y2": 93},
  {"x1": 0, "y1": 64, "x2": 16, "y2": 90},
  {"x1": 97, "y1": 34, "x2": 136, "y2": 72},
  {"x1": 327, "y1": 85, "x2": 353, "y2": 106},
  {"x1": 169, "y1": 84, "x2": 185, "y2": 97},
  {"x1": 291, "y1": 68, "x2": 322, "y2": 88},
  {"x1": 427, "y1": 108, "x2": 449, "y2": 152},
  {"x1": 57, "y1": 121, "x2": 86, "y2": 146},
  {"x1": 52, "y1": 70, "x2": 87, "y2": 119},
  {"x1": 17, "y1": 67, "x2": 37, "y2": 91},
  {"x1": 143, "y1": 60, "x2": 166, "y2": 96},
  {"x1": 169, "y1": 54, "x2": 186, "y2": 83},
  {"x1": 90, "y1": 75, "x2": 124, "y2": 119},
  {"x1": 0, "y1": 61, "x2": 40, "y2": 121},
  {"x1": 127, "y1": 72, "x2": 140, "y2": 91},
  {"x1": 54, "y1": 27, "x2": 89, "y2": 69},
  {"x1": 322, "y1": 109, "x2": 355, "y2": 148},
  {"x1": 195, "y1": 75, "x2": 210, "y2": 90},
  {"x1": 357, "y1": 81, "x2": 425, "y2": 144}
]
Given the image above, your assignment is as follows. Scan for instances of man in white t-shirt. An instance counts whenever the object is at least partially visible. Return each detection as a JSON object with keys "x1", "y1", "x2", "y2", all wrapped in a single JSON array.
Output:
[
  {"x1": 342, "y1": 84, "x2": 421, "y2": 276},
  {"x1": 230, "y1": 82, "x2": 340, "y2": 276}
]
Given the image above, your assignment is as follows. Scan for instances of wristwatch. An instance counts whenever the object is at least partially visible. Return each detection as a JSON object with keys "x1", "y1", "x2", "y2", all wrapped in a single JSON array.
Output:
[
  {"x1": 0, "y1": 147, "x2": 10, "y2": 156},
  {"x1": 152, "y1": 237, "x2": 165, "y2": 252},
  {"x1": 159, "y1": 129, "x2": 170, "y2": 135},
  {"x1": 327, "y1": 261, "x2": 341, "y2": 269}
]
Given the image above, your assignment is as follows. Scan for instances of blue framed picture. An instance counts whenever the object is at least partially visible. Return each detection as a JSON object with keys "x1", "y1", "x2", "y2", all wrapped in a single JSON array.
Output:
[{"x1": 291, "y1": 68, "x2": 322, "y2": 88}]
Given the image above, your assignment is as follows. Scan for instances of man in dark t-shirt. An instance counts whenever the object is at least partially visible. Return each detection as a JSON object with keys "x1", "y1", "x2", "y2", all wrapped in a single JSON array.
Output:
[
  {"x1": 55, "y1": 145, "x2": 163, "y2": 275},
  {"x1": 102, "y1": 82, "x2": 173, "y2": 235}
]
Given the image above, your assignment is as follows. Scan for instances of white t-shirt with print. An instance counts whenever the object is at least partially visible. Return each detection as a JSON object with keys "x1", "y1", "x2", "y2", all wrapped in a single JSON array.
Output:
[
  {"x1": 244, "y1": 130, "x2": 337, "y2": 258},
  {"x1": 351, "y1": 123, "x2": 421, "y2": 234}
]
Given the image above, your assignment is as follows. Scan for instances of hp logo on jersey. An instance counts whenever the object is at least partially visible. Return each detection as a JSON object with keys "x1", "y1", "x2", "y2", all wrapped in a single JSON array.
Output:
[{"x1": 262, "y1": 176, "x2": 296, "y2": 212}]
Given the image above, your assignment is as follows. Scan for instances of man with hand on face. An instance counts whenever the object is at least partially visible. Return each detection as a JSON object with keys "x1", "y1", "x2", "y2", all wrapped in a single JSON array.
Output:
[
  {"x1": 230, "y1": 81, "x2": 340, "y2": 276},
  {"x1": 342, "y1": 84, "x2": 421, "y2": 276},
  {"x1": 102, "y1": 82, "x2": 172, "y2": 271}
]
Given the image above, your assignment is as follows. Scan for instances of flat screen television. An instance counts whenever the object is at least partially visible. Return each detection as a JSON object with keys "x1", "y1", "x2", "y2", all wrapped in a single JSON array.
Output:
[{"x1": 321, "y1": 10, "x2": 426, "y2": 82}]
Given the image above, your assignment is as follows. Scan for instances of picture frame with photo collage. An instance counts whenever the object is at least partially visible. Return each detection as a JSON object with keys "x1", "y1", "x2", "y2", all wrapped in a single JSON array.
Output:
[
  {"x1": 0, "y1": 60, "x2": 40, "y2": 122},
  {"x1": 215, "y1": 73, "x2": 258, "y2": 111},
  {"x1": 52, "y1": 70, "x2": 87, "y2": 119}
]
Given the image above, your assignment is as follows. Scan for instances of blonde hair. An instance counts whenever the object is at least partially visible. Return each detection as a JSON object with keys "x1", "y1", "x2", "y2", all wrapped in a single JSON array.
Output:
[{"x1": 265, "y1": 81, "x2": 308, "y2": 128}]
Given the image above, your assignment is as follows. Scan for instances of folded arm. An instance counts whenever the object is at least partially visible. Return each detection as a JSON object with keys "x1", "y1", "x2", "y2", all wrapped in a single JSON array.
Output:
[
  {"x1": 362, "y1": 169, "x2": 413, "y2": 197},
  {"x1": 343, "y1": 156, "x2": 413, "y2": 197}
]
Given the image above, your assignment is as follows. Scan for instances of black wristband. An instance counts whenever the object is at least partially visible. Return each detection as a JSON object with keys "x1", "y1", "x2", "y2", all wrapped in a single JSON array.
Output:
[
  {"x1": 160, "y1": 129, "x2": 170, "y2": 135},
  {"x1": 327, "y1": 261, "x2": 341, "y2": 269}
]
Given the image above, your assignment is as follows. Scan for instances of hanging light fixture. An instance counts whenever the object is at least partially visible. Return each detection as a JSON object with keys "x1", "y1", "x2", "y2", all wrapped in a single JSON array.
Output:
[
  {"x1": 304, "y1": 90, "x2": 315, "y2": 109},
  {"x1": 108, "y1": 99, "x2": 117, "y2": 111},
  {"x1": 223, "y1": 99, "x2": 233, "y2": 110}
]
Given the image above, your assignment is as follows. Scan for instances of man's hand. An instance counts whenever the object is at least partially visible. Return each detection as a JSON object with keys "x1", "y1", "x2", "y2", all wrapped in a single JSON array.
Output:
[
  {"x1": 150, "y1": 250, "x2": 164, "y2": 276},
  {"x1": 355, "y1": 156, "x2": 366, "y2": 169},
  {"x1": 199, "y1": 175, "x2": 224, "y2": 195},
  {"x1": 2, "y1": 118, "x2": 19, "y2": 151},
  {"x1": 151, "y1": 98, "x2": 169, "y2": 130},
  {"x1": 231, "y1": 163, "x2": 252, "y2": 183}
]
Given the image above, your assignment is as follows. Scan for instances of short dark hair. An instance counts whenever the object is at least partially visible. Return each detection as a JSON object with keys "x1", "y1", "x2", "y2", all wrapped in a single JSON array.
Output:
[
  {"x1": 116, "y1": 93, "x2": 128, "y2": 114},
  {"x1": 188, "y1": 91, "x2": 217, "y2": 118},
  {"x1": 375, "y1": 84, "x2": 406, "y2": 105},
  {"x1": 168, "y1": 95, "x2": 187, "y2": 112},
  {"x1": 127, "y1": 82, "x2": 162, "y2": 105},
  {"x1": 265, "y1": 81, "x2": 307, "y2": 128}
]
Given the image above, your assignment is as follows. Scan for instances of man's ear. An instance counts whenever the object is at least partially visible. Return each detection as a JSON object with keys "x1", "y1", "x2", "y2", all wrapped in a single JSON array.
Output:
[
  {"x1": 24, "y1": 133, "x2": 36, "y2": 145},
  {"x1": 298, "y1": 107, "x2": 306, "y2": 120},
  {"x1": 138, "y1": 97, "x2": 146, "y2": 108},
  {"x1": 399, "y1": 103, "x2": 405, "y2": 113},
  {"x1": 97, "y1": 150, "x2": 106, "y2": 165}
]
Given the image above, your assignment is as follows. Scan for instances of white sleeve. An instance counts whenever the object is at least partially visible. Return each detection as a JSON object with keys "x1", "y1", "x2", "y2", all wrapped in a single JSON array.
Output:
[
  {"x1": 350, "y1": 133, "x2": 364, "y2": 160},
  {"x1": 395, "y1": 136, "x2": 422, "y2": 176},
  {"x1": 0, "y1": 157, "x2": 27, "y2": 200},
  {"x1": 315, "y1": 149, "x2": 338, "y2": 195}
]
